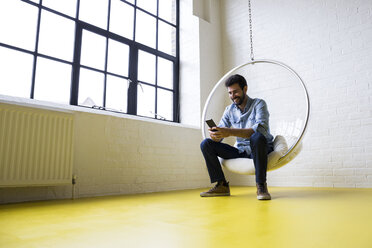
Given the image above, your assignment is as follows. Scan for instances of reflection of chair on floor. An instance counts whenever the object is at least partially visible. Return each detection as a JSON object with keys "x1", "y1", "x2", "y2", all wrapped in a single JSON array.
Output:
[{"x1": 201, "y1": 60, "x2": 310, "y2": 175}]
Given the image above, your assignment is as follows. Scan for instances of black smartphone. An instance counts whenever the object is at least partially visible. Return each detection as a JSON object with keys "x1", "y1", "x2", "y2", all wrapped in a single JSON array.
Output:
[{"x1": 206, "y1": 119, "x2": 217, "y2": 132}]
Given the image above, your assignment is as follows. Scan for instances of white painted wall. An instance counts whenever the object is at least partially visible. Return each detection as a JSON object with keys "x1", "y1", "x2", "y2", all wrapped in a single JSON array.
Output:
[
  {"x1": 180, "y1": 0, "x2": 224, "y2": 127},
  {"x1": 220, "y1": 0, "x2": 372, "y2": 188},
  {"x1": 179, "y1": 0, "x2": 201, "y2": 126},
  {"x1": 198, "y1": 1, "x2": 225, "y2": 131}
]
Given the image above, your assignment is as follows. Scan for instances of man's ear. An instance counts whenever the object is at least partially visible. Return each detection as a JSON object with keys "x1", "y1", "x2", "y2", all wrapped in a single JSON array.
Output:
[{"x1": 243, "y1": 85, "x2": 248, "y2": 94}]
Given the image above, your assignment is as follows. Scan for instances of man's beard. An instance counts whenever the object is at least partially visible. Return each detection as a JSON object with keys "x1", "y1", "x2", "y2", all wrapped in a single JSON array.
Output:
[{"x1": 232, "y1": 94, "x2": 245, "y2": 106}]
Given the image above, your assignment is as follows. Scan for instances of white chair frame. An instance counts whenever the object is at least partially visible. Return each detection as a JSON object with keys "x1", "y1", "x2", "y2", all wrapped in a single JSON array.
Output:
[{"x1": 201, "y1": 59, "x2": 310, "y2": 174}]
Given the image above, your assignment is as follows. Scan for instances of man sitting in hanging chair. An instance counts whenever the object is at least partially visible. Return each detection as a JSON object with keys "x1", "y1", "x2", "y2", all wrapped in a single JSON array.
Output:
[{"x1": 200, "y1": 74, "x2": 274, "y2": 200}]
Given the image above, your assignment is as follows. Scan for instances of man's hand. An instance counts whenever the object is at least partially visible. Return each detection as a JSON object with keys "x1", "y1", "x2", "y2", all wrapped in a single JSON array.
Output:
[{"x1": 209, "y1": 127, "x2": 230, "y2": 142}]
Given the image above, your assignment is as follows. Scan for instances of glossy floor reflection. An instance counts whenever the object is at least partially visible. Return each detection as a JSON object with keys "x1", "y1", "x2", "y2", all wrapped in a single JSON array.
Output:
[{"x1": 1, "y1": 186, "x2": 372, "y2": 248}]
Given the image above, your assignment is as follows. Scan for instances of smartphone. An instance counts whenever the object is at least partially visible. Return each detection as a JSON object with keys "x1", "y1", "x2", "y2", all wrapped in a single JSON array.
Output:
[{"x1": 206, "y1": 119, "x2": 217, "y2": 132}]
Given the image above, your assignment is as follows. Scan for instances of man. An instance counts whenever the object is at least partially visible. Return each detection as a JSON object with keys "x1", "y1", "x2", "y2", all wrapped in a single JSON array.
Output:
[{"x1": 200, "y1": 74, "x2": 274, "y2": 200}]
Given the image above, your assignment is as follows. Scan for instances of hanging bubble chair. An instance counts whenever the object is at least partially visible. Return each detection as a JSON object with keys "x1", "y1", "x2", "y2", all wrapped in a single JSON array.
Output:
[{"x1": 201, "y1": 59, "x2": 310, "y2": 175}]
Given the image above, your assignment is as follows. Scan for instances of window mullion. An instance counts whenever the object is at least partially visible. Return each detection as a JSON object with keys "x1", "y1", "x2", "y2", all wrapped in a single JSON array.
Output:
[
  {"x1": 103, "y1": 0, "x2": 111, "y2": 108},
  {"x1": 174, "y1": 0, "x2": 180, "y2": 122},
  {"x1": 103, "y1": 39, "x2": 108, "y2": 108},
  {"x1": 133, "y1": 0, "x2": 137, "y2": 41},
  {"x1": 70, "y1": 24, "x2": 83, "y2": 105},
  {"x1": 30, "y1": 1, "x2": 42, "y2": 99},
  {"x1": 155, "y1": 0, "x2": 159, "y2": 119},
  {"x1": 127, "y1": 46, "x2": 138, "y2": 115},
  {"x1": 155, "y1": 56, "x2": 158, "y2": 119}
]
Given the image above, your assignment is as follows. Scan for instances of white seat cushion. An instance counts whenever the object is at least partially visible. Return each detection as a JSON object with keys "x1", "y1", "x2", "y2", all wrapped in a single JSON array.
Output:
[{"x1": 219, "y1": 135, "x2": 289, "y2": 175}]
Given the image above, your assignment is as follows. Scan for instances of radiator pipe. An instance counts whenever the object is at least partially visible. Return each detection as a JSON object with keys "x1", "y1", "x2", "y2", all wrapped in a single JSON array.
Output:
[{"x1": 72, "y1": 175, "x2": 77, "y2": 200}]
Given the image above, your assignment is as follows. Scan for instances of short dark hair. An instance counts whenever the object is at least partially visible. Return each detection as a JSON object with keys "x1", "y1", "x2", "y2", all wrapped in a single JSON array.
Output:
[{"x1": 224, "y1": 74, "x2": 247, "y2": 90}]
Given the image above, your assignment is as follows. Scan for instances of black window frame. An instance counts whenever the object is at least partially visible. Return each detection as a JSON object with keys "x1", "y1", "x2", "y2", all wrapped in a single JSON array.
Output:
[{"x1": 0, "y1": 0, "x2": 180, "y2": 122}]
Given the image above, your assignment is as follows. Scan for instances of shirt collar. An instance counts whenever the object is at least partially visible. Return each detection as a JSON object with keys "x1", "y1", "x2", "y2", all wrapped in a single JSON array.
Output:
[{"x1": 233, "y1": 95, "x2": 252, "y2": 113}]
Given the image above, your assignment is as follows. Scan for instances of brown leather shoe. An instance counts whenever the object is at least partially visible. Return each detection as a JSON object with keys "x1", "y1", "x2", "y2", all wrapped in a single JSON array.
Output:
[
  {"x1": 256, "y1": 183, "x2": 271, "y2": 200},
  {"x1": 200, "y1": 181, "x2": 230, "y2": 197}
]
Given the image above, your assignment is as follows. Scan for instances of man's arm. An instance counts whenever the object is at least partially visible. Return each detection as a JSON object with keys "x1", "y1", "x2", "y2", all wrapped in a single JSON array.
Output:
[
  {"x1": 251, "y1": 100, "x2": 270, "y2": 137},
  {"x1": 209, "y1": 127, "x2": 254, "y2": 140}
]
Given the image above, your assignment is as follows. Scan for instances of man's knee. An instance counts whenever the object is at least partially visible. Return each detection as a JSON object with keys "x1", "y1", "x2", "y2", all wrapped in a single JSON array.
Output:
[
  {"x1": 250, "y1": 132, "x2": 267, "y2": 148},
  {"x1": 200, "y1": 138, "x2": 213, "y2": 151}
]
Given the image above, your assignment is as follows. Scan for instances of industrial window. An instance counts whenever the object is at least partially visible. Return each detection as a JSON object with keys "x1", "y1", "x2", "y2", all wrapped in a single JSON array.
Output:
[{"x1": 0, "y1": 0, "x2": 179, "y2": 122}]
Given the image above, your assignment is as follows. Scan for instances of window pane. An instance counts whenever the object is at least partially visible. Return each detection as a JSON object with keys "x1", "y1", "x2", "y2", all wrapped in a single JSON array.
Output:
[
  {"x1": 158, "y1": 21, "x2": 176, "y2": 56},
  {"x1": 138, "y1": 50, "x2": 155, "y2": 85},
  {"x1": 135, "y1": 10, "x2": 156, "y2": 48},
  {"x1": 137, "y1": 84, "x2": 155, "y2": 118},
  {"x1": 34, "y1": 58, "x2": 72, "y2": 104},
  {"x1": 0, "y1": 47, "x2": 33, "y2": 98},
  {"x1": 158, "y1": 57, "x2": 173, "y2": 89},
  {"x1": 81, "y1": 30, "x2": 106, "y2": 70},
  {"x1": 42, "y1": 0, "x2": 77, "y2": 17},
  {"x1": 110, "y1": 0, "x2": 134, "y2": 40},
  {"x1": 0, "y1": 1, "x2": 38, "y2": 51},
  {"x1": 157, "y1": 89, "x2": 173, "y2": 121},
  {"x1": 136, "y1": 0, "x2": 157, "y2": 15},
  {"x1": 106, "y1": 75, "x2": 128, "y2": 112},
  {"x1": 79, "y1": 0, "x2": 108, "y2": 29},
  {"x1": 107, "y1": 39, "x2": 129, "y2": 77},
  {"x1": 159, "y1": 0, "x2": 176, "y2": 24},
  {"x1": 38, "y1": 10, "x2": 75, "y2": 62},
  {"x1": 78, "y1": 68, "x2": 104, "y2": 107}
]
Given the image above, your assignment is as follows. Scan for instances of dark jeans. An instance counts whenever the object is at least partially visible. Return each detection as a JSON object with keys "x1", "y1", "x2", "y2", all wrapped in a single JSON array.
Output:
[{"x1": 200, "y1": 132, "x2": 273, "y2": 184}]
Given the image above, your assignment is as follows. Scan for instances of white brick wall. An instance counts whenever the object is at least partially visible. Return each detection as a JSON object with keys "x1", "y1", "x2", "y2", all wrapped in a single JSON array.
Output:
[{"x1": 220, "y1": 0, "x2": 372, "y2": 188}]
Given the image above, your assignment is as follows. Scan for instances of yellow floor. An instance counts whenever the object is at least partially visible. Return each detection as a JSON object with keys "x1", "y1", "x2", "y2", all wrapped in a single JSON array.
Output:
[{"x1": 1, "y1": 187, "x2": 372, "y2": 248}]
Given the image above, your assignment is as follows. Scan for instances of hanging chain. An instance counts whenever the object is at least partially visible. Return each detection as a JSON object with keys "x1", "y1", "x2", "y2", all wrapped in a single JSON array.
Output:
[{"x1": 248, "y1": 0, "x2": 254, "y2": 61}]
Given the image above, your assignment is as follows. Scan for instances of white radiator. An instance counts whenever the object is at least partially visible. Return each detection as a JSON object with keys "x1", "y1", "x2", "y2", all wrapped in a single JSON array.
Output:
[{"x1": 0, "y1": 103, "x2": 74, "y2": 187}]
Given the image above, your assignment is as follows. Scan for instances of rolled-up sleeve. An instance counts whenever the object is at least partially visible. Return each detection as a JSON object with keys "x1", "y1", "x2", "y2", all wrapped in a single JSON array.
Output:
[
  {"x1": 218, "y1": 106, "x2": 232, "y2": 128},
  {"x1": 251, "y1": 100, "x2": 270, "y2": 137}
]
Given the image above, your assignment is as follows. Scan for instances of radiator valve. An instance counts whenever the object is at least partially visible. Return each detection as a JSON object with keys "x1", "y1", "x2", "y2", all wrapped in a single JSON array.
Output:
[{"x1": 72, "y1": 175, "x2": 78, "y2": 185}]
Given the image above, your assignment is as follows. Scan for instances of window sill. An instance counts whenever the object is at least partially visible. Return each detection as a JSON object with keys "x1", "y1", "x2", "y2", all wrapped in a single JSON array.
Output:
[{"x1": 0, "y1": 94, "x2": 200, "y2": 130}]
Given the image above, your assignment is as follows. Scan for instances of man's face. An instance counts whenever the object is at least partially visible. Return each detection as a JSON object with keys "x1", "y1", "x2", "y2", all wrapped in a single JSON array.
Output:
[{"x1": 227, "y1": 83, "x2": 247, "y2": 106}]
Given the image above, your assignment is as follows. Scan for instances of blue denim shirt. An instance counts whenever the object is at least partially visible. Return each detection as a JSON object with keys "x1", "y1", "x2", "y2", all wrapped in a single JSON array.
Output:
[{"x1": 218, "y1": 96, "x2": 274, "y2": 155}]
